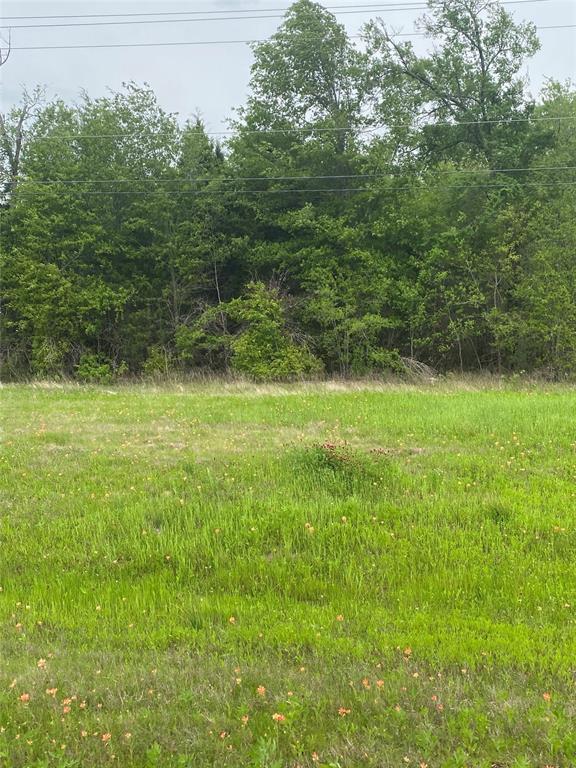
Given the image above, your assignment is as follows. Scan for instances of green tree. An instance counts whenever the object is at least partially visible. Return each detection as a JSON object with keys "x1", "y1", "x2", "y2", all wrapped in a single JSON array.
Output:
[
  {"x1": 1, "y1": 84, "x2": 181, "y2": 375},
  {"x1": 0, "y1": 86, "x2": 46, "y2": 198},
  {"x1": 1, "y1": 2, "x2": 574, "y2": 381},
  {"x1": 365, "y1": 0, "x2": 540, "y2": 164}
]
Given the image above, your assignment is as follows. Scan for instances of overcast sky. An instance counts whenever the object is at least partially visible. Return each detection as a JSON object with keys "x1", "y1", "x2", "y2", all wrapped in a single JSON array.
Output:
[{"x1": 1, "y1": 0, "x2": 575, "y2": 132}]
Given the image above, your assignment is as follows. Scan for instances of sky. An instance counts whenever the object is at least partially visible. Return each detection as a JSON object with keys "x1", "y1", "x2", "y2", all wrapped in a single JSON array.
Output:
[{"x1": 1, "y1": 0, "x2": 575, "y2": 133}]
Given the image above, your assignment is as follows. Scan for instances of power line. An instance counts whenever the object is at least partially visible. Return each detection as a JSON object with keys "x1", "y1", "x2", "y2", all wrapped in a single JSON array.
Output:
[
  {"x1": 3, "y1": 0, "x2": 556, "y2": 29},
  {"x1": 20, "y1": 165, "x2": 576, "y2": 186},
  {"x1": 0, "y1": 0, "x2": 552, "y2": 21},
  {"x1": 9, "y1": 24, "x2": 576, "y2": 51},
  {"x1": 4, "y1": 8, "x2": 435, "y2": 30},
  {"x1": 13, "y1": 180, "x2": 576, "y2": 197},
  {"x1": 24, "y1": 115, "x2": 576, "y2": 141}
]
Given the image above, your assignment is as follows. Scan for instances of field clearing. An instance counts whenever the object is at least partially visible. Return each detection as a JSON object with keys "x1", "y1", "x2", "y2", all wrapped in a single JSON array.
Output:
[{"x1": 1, "y1": 381, "x2": 575, "y2": 767}]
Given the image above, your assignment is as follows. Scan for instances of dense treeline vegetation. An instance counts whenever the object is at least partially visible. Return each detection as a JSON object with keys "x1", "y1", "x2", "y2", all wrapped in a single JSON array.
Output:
[{"x1": 1, "y1": 0, "x2": 575, "y2": 381}]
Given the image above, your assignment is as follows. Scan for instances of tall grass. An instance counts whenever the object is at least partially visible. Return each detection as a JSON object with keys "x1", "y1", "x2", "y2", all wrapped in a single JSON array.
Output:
[{"x1": 0, "y1": 382, "x2": 574, "y2": 766}]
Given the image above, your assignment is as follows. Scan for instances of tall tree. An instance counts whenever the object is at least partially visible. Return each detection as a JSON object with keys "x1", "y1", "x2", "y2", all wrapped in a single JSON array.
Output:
[
  {"x1": 237, "y1": 0, "x2": 372, "y2": 144},
  {"x1": 0, "y1": 86, "x2": 46, "y2": 197},
  {"x1": 1, "y1": 84, "x2": 181, "y2": 374},
  {"x1": 365, "y1": 0, "x2": 540, "y2": 164}
]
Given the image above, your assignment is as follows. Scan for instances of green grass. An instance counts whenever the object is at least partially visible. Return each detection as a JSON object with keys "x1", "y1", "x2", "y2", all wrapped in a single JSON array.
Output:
[{"x1": 1, "y1": 381, "x2": 575, "y2": 767}]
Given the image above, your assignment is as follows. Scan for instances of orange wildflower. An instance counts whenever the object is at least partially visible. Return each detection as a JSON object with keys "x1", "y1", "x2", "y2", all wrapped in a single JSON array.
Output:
[
  {"x1": 543, "y1": 692, "x2": 552, "y2": 702},
  {"x1": 272, "y1": 712, "x2": 286, "y2": 722},
  {"x1": 101, "y1": 733, "x2": 111, "y2": 744},
  {"x1": 256, "y1": 685, "x2": 266, "y2": 697},
  {"x1": 19, "y1": 693, "x2": 30, "y2": 703},
  {"x1": 337, "y1": 706, "x2": 351, "y2": 717}
]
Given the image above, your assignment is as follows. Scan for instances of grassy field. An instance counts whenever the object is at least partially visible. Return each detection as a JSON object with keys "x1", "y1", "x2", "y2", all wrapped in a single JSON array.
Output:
[{"x1": 1, "y1": 381, "x2": 575, "y2": 767}]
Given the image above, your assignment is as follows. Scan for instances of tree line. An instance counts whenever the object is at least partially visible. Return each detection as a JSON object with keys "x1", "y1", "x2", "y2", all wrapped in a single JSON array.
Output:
[{"x1": 1, "y1": 0, "x2": 575, "y2": 381}]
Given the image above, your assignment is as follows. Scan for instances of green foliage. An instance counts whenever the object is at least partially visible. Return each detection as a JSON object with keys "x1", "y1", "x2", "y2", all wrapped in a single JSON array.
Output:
[
  {"x1": 228, "y1": 282, "x2": 322, "y2": 380},
  {"x1": 1, "y1": 2, "x2": 575, "y2": 380},
  {"x1": 31, "y1": 338, "x2": 69, "y2": 379},
  {"x1": 174, "y1": 325, "x2": 205, "y2": 364},
  {"x1": 369, "y1": 348, "x2": 404, "y2": 373},
  {"x1": 74, "y1": 353, "x2": 114, "y2": 384},
  {"x1": 175, "y1": 306, "x2": 231, "y2": 371},
  {"x1": 142, "y1": 346, "x2": 173, "y2": 378},
  {"x1": 238, "y1": 0, "x2": 371, "y2": 144},
  {"x1": 365, "y1": 0, "x2": 540, "y2": 164}
]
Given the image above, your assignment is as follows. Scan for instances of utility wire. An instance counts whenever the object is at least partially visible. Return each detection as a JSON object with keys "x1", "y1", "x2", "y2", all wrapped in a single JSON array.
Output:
[
  {"x1": 9, "y1": 24, "x2": 576, "y2": 50},
  {"x1": 21, "y1": 165, "x2": 576, "y2": 186},
  {"x1": 24, "y1": 115, "x2": 576, "y2": 141},
  {"x1": 0, "y1": 0, "x2": 552, "y2": 21},
  {"x1": 3, "y1": 0, "x2": 556, "y2": 29},
  {"x1": 4, "y1": 8, "x2": 440, "y2": 29}
]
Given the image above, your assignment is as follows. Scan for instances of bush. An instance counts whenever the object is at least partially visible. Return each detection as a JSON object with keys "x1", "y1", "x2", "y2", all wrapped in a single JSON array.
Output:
[
  {"x1": 31, "y1": 339, "x2": 69, "y2": 378},
  {"x1": 75, "y1": 353, "x2": 113, "y2": 384},
  {"x1": 228, "y1": 282, "x2": 322, "y2": 381},
  {"x1": 175, "y1": 310, "x2": 231, "y2": 370},
  {"x1": 369, "y1": 349, "x2": 405, "y2": 374},
  {"x1": 231, "y1": 332, "x2": 321, "y2": 380},
  {"x1": 142, "y1": 345, "x2": 172, "y2": 378},
  {"x1": 174, "y1": 326, "x2": 204, "y2": 365}
]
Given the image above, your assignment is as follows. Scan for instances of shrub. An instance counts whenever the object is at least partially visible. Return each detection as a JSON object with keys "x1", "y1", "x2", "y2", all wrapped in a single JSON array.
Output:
[
  {"x1": 75, "y1": 353, "x2": 113, "y2": 384},
  {"x1": 174, "y1": 326, "x2": 204, "y2": 365},
  {"x1": 31, "y1": 339, "x2": 69, "y2": 378},
  {"x1": 228, "y1": 282, "x2": 322, "y2": 381},
  {"x1": 142, "y1": 345, "x2": 172, "y2": 378},
  {"x1": 175, "y1": 309, "x2": 231, "y2": 370},
  {"x1": 369, "y1": 349, "x2": 405, "y2": 374}
]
